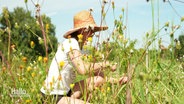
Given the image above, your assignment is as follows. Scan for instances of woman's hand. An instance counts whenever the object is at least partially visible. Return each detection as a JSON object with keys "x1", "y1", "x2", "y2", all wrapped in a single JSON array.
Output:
[
  {"x1": 119, "y1": 76, "x2": 128, "y2": 85},
  {"x1": 103, "y1": 61, "x2": 117, "y2": 72},
  {"x1": 110, "y1": 63, "x2": 117, "y2": 72}
]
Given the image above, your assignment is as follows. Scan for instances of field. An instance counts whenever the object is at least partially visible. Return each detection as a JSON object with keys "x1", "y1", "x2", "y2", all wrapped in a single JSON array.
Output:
[
  {"x1": 1, "y1": 0, "x2": 184, "y2": 104},
  {"x1": 1, "y1": 30, "x2": 184, "y2": 104}
]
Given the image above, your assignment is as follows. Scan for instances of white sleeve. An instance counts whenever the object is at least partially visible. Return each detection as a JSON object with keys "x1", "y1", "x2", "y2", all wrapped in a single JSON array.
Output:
[{"x1": 62, "y1": 38, "x2": 80, "y2": 54}]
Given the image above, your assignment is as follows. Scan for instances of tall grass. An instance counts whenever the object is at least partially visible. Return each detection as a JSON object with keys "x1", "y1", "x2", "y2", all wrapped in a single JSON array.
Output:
[{"x1": 0, "y1": 0, "x2": 184, "y2": 104}]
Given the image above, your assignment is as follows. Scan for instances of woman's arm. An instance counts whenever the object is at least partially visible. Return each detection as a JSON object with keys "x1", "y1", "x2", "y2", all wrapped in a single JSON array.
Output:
[{"x1": 68, "y1": 49, "x2": 114, "y2": 75}]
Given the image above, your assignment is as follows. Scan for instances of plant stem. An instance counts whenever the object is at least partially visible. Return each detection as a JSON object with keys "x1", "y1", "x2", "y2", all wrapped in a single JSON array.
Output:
[{"x1": 36, "y1": 4, "x2": 48, "y2": 58}]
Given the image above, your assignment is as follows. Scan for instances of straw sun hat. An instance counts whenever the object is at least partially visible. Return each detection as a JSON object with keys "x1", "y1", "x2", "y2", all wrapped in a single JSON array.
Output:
[{"x1": 63, "y1": 10, "x2": 108, "y2": 38}]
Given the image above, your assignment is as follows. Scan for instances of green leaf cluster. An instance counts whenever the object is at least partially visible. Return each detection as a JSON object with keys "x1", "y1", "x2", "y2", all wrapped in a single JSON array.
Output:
[{"x1": 0, "y1": 7, "x2": 58, "y2": 59}]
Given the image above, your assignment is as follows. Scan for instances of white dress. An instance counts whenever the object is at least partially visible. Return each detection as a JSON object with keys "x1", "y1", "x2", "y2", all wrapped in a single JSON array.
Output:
[{"x1": 40, "y1": 38, "x2": 80, "y2": 95}]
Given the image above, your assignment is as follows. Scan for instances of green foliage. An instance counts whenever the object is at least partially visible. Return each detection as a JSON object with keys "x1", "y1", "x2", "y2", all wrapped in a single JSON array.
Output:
[
  {"x1": 0, "y1": 7, "x2": 58, "y2": 59},
  {"x1": 177, "y1": 34, "x2": 184, "y2": 57},
  {"x1": 1, "y1": 1, "x2": 184, "y2": 104}
]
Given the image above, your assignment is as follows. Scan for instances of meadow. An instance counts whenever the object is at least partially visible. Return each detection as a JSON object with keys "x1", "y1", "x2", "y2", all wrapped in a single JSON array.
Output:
[{"x1": 1, "y1": 0, "x2": 184, "y2": 104}]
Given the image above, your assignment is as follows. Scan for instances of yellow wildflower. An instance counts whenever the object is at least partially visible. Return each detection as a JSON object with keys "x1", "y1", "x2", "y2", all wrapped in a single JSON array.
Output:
[
  {"x1": 107, "y1": 87, "x2": 110, "y2": 92},
  {"x1": 70, "y1": 83, "x2": 75, "y2": 89},
  {"x1": 27, "y1": 66, "x2": 32, "y2": 71},
  {"x1": 22, "y1": 57, "x2": 27, "y2": 63},
  {"x1": 46, "y1": 24, "x2": 49, "y2": 29},
  {"x1": 59, "y1": 61, "x2": 65, "y2": 68},
  {"x1": 87, "y1": 55, "x2": 93, "y2": 61},
  {"x1": 30, "y1": 41, "x2": 35, "y2": 48},
  {"x1": 77, "y1": 34, "x2": 83, "y2": 39},
  {"x1": 43, "y1": 57, "x2": 48, "y2": 63},
  {"x1": 38, "y1": 56, "x2": 42, "y2": 62},
  {"x1": 46, "y1": 23, "x2": 49, "y2": 33},
  {"x1": 25, "y1": 99, "x2": 31, "y2": 103},
  {"x1": 78, "y1": 34, "x2": 83, "y2": 42},
  {"x1": 31, "y1": 72, "x2": 35, "y2": 77},
  {"x1": 87, "y1": 37, "x2": 92, "y2": 42}
]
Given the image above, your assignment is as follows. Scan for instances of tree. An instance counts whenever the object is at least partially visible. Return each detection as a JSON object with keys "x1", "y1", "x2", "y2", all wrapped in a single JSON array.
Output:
[
  {"x1": 0, "y1": 7, "x2": 58, "y2": 60},
  {"x1": 178, "y1": 34, "x2": 184, "y2": 57}
]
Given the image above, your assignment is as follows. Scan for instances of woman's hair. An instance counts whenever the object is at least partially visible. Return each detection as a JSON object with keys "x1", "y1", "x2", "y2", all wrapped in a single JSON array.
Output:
[{"x1": 70, "y1": 31, "x2": 79, "y2": 41}]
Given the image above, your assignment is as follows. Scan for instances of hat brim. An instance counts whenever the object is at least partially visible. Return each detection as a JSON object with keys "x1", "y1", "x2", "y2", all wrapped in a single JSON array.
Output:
[{"x1": 63, "y1": 26, "x2": 108, "y2": 38}]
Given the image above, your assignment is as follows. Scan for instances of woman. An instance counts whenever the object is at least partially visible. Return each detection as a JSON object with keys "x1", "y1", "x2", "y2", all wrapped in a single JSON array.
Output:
[{"x1": 40, "y1": 10, "x2": 127, "y2": 104}]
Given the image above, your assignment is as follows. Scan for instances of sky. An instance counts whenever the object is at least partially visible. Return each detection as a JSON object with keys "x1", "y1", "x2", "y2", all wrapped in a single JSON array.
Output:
[{"x1": 1, "y1": 0, "x2": 184, "y2": 48}]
